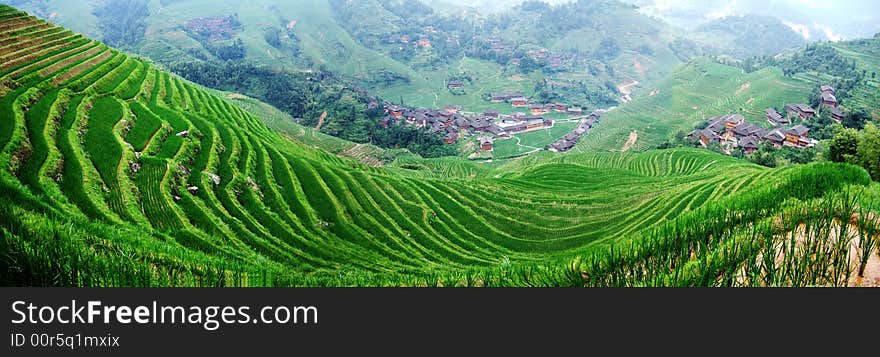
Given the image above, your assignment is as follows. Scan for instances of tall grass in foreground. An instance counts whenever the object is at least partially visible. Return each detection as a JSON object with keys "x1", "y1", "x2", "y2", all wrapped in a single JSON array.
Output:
[{"x1": 3, "y1": 161, "x2": 877, "y2": 287}]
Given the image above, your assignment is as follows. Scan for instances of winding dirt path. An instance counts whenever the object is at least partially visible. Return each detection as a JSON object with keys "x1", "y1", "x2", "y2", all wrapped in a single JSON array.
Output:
[
  {"x1": 314, "y1": 111, "x2": 327, "y2": 131},
  {"x1": 621, "y1": 130, "x2": 638, "y2": 152}
]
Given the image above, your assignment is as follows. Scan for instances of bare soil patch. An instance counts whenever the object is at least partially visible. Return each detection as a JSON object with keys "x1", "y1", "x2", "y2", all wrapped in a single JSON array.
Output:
[{"x1": 621, "y1": 130, "x2": 638, "y2": 152}]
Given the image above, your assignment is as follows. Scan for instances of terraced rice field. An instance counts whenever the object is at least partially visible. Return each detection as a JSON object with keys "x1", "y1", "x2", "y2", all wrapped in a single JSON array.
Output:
[
  {"x1": 574, "y1": 58, "x2": 813, "y2": 152},
  {"x1": 1, "y1": 6, "x2": 875, "y2": 287}
]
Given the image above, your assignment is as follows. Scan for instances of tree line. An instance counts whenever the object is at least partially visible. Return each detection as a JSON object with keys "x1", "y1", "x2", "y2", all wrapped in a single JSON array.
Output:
[{"x1": 167, "y1": 61, "x2": 455, "y2": 158}]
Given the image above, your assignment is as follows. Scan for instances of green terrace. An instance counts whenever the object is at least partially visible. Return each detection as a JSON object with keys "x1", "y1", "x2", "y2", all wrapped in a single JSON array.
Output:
[{"x1": 1, "y1": 5, "x2": 878, "y2": 287}]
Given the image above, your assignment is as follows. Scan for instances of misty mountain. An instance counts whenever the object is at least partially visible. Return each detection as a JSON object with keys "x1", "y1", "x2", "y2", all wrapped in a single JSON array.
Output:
[
  {"x1": 694, "y1": 14, "x2": 806, "y2": 58},
  {"x1": 625, "y1": 0, "x2": 880, "y2": 41}
]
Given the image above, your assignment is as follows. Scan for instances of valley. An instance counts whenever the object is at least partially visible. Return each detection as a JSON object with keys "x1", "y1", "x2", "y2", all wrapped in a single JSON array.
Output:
[{"x1": 1, "y1": 2, "x2": 879, "y2": 287}]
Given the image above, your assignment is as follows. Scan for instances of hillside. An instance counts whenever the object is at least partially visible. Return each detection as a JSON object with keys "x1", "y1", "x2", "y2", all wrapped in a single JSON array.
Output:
[
  {"x1": 6, "y1": 0, "x2": 684, "y2": 109},
  {"x1": 573, "y1": 58, "x2": 814, "y2": 151},
  {"x1": 2, "y1": 5, "x2": 879, "y2": 287},
  {"x1": 692, "y1": 15, "x2": 806, "y2": 58}
]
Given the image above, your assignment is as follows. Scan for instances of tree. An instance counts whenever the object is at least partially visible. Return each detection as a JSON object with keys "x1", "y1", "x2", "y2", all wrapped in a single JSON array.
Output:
[
  {"x1": 749, "y1": 143, "x2": 778, "y2": 168},
  {"x1": 843, "y1": 109, "x2": 870, "y2": 130},
  {"x1": 857, "y1": 123, "x2": 880, "y2": 181},
  {"x1": 92, "y1": 0, "x2": 150, "y2": 48},
  {"x1": 829, "y1": 127, "x2": 860, "y2": 164},
  {"x1": 599, "y1": 39, "x2": 621, "y2": 60}
]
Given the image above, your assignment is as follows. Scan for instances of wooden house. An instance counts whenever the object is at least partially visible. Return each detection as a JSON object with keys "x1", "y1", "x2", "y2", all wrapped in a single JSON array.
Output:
[
  {"x1": 766, "y1": 108, "x2": 789, "y2": 126},
  {"x1": 821, "y1": 92, "x2": 838, "y2": 108},
  {"x1": 739, "y1": 136, "x2": 759, "y2": 155},
  {"x1": 443, "y1": 131, "x2": 459, "y2": 144},
  {"x1": 724, "y1": 114, "x2": 745, "y2": 130},
  {"x1": 551, "y1": 140, "x2": 576, "y2": 152},
  {"x1": 479, "y1": 136, "x2": 494, "y2": 152},
  {"x1": 554, "y1": 103, "x2": 568, "y2": 112},
  {"x1": 820, "y1": 85, "x2": 836, "y2": 95},
  {"x1": 510, "y1": 97, "x2": 528, "y2": 107},
  {"x1": 786, "y1": 104, "x2": 817, "y2": 120},
  {"x1": 387, "y1": 105, "x2": 404, "y2": 119},
  {"x1": 699, "y1": 129, "x2": 721, "y2": 147},
  {"x1": 785, "y1": 125, "x2": 810, "y2": 146},
  {"x1": 764, "y1": 130, "x2": 786, "y2": 148},
  {"x1": 525, "y1": 117, "x2": 547, "y2": 130},
  {"x1": 831, "y1": 107, "x2": 845, "y2": 124}
]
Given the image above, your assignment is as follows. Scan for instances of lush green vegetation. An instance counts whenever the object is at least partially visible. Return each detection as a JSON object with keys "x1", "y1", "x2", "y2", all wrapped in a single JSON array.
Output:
[
  {"x1": 574, "y1": 58, "x2": 814, "y2": 152},
  {"x1": 1, "y1": 5, "x2": 879, "y2": 287},
  {"x1": 694, "y1": 15, "x2": 806, "y2": 59},
  {"x1": 91, "y1": 0, "x2": 149, "y2": 49},
  {"x1": 166, "y1": 61, "x2": 454, "y2": 158}
]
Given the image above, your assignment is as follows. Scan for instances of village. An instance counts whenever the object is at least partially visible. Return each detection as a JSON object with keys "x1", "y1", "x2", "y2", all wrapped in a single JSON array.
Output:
[
  {"x1": 687, "y1": 85, "x2": 843, "y2": 155},
  {"x1": 383, "y1": 96, "x2": 602, "y2": 157}
]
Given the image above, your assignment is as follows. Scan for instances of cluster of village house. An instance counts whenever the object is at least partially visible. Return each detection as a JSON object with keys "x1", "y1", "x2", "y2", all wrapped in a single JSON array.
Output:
[
  {"x1": 383, "y1": 98, "x2": 599, "y2": 153},
  {"x1": 688, "y1": 85, "x2": 844, "y2": 154},
  {"x1": 489, "y1": 92, "x2": 585, "y2": 116},
  {"x1": 549, "y1": 110, "x2": 603, "y2": 152},
  {"x1": 383, "y1": 104, "x2": 553, "y2": 147}
]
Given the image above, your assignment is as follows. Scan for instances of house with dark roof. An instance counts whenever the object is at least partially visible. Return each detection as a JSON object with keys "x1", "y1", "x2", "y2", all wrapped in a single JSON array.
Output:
[
  {"x1": 820, "y1": 85, "x2": 835, "y2": 95},
  {"x1": 479, "y1": 136, "x2": 493, "y2": 152},
  {"x1": 554, "y1": 103, "x2": 568, "y2": 112},
  {"x1": 529, "y1": 105, "x2": 545, "y2": 115},
  {"x1": 386, "y1": 105, "x2": 404, "y2": 119},
  {"x1": 567, "y1": 107, "x2": 583, "y2": 116},
  {"x1": 444, "y1": 131, "x2": 459, "y2": 144},
  {"x1": 487, "y1": 125, "x2": 507, "y2": 137},
  {"x1": 699, "y1": 129, "x2": 721, "y2": 147},
  {"x1": 470, "y1": 118, "x2": 492, "y2": 131},
  {"x1": 490, "y1": 92, "x2": 524, "y2": 102},
  {"x1": 447, "y1": 80, "x2": 465, "y2": 89},
  {"x1": 753, "y1": 127, "x2": 768, "y2": 139},
  {"x1": 739, "y1": 136, "x2": 759, "y2": 155},
  {"x1": 785, "y1": 125, "x2": 810, "y2": 146},
  {"x1": 732, "y1": 124, "x2": 761, "y2": 138},
  {"x1": 483, "y1": 110, "x2": 500, "y2": 118},
  {"x1": 766, "y1": 108, "x2": 789, "y2": 126},
  {"x1": 550, "y1": 140, "x2": 577, "y2": 152},
  {"x1": 409, "y1": 112, "x2": 428, "y2": 127},
  {"x1": 563, "y1": 132, "x2": 579, "y2": 142},
  {"x1": 428, "y1": 122, "x2": 444, "y2": 134},
  {"x1": 705, "y1": 117, "x2": 727, "y2": 133},
  {"x1": 786, "y1": 104, "x2": 817, "y2": 120},
  {"x1": 821, "y1": 91, "x2": 838, "y2": 108},
  {"x1": 503, "y1": 123, "x2": 528, "y2": 133},
  {"x1": 510, "y1": 97, "x2": 528, "y2": 107},
  {"x1": 724, "y1": 114, "x2": 745, "y2": 130},
  {"x1": 830, "y1": 107, "x2": 845, "y2": 124},
  {"x1": 764, "y1": 130, "x2": 786, "y2": 148}
]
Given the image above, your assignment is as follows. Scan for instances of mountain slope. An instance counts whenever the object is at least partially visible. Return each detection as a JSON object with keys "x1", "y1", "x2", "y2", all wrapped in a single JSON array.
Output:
[
  {"x1": 574, "y1": 58, "x2": 814, "y2": 151},
  {"x1": 694, "y1": 15, "x2": 806, "y2": 58},
  {"x1": 7, "y1": 0, "x2": 685, "y2": 109},
  {"x1": 1, "y1": 5, "x2": 876, "y2": 287}
]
